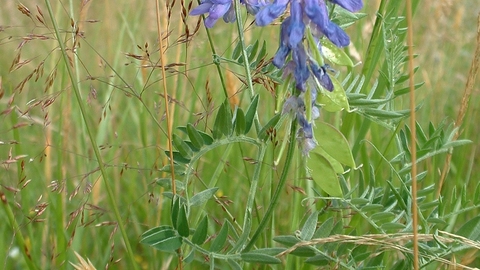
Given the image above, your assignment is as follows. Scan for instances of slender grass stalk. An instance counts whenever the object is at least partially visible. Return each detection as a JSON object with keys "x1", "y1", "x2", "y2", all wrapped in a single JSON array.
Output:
[
  {"x1": 153, "y1": 1, "x2": 182, "y2": 267},
  {"x1": 62, "y1": 1, "x2": 86, "y2": 267},
  {"x1": 5, "y1": 105, "x2": 38, "y2": 269},
  {"x1": 359, "y1": 0, "x2": 387, "y2": 94},
  {"x1": 154, "y1": 0, "x2": 176, "y2": 195},
  {"x1": 406, "y1": 0, "x2": 418, "y2": 269},
  {"x1": 43, "y1": 2, "x2": 139, "y2": 269},
  {"x1": 244, "y1": 119, "x2": 297, "y2": 252}
]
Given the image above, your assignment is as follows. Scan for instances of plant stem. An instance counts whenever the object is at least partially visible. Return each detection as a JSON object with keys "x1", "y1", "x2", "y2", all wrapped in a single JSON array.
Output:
[
  {"x1": 44, "y1": 2, "x2": 138, "y2": 269},
  {"x1": 244, "y1": 119, "x2": 297, "y2": 252},
  {"x1": 202, "y1": 21, "x2": 229, "y2": 100},
  {"x1": 154, "y1": 0, "x2": 176, "y2": 197},
  {"x1": 231, "y1": 143, "x2": 267, "y2": 252},
  {"x1": 233, "y1": 0, "x2": 261, "y2": 133},
  {"x1": 405, "y1": 0, "x2": 418, "y2": 268},
  {"x1": 1, "y1": 190, "x2": 39, "y2": 270}
]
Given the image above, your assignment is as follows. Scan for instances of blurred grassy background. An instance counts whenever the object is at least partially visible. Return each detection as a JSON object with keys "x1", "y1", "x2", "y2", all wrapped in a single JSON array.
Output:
[{"x1": 0, "y1": 0, "x2": 479, "y2": 269}]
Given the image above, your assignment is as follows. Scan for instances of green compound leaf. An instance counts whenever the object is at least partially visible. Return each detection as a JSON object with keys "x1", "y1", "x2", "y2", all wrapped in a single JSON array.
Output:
[
  {"x1": 159, "y1": 164, "x2": 187, "y2": 175},
  {"x1": 210, "y1": 220, "x2": 229, "y2": 252},
  {"x1": 427, "y1": 218, "x2": 447, "y2": 226},
  {"x1": 176, "y1": 204, "x2": 189, "y2": 237},
  {"x1": 247, "y1": 40, "x2": 259, "y2": 62},
  {"x1": 456, "y1": 216, "x2": 480, "y2": 241},
  {"x1": 313, "y1": 217, "x2": 335, "y2": 239},
  {"x1": 351, "y1": 245, "x2": 369, "y2": 261},
  {"x1": 165, "y1": 151, "x2": 191, "y2": 164},
  {"x1": 240, "y1": 252, "x2": 281, "y2": 264},
  {"x1": 361, "y1": 204, "x2": 384, "y2": 212},
  {"x1": 190, "y1": 187, "x2": 219, "y2": 207},
  {"x1": 256, "y1": 41, "x2": 267, "y2": 63},
  {"x1": 321, "y1": 38, "x2": 354, "y2": 67},
  {"x1": 370, "y1": 212, "x2": 395, "y2": 222},
  {"x1": 273, "y1": 235, "x2": 316, "y2": 257},
  {"x1": 140, "y1": 226, "x2": 182, "y2": 251},
  {"x1": 234, "y1": 107, "x2": 246, "y2": 135},
  {"x1": 362, "y1": 108, "x2": 405, "y2": 119},
  {"x1": 307, "y1": 152, "x2": 342, "y2": 197},
  {"x1": 213, "y1": 100, "x2": 233, "y2": 139},
  {"x1": 172, "y1": 134, "x2": 193, "y2": 159},
  {"x1": 178, "y1": 126, "x2": 214, "y2": 145},
  {"x1": 245, "y1": 94, "x2": 259, "y2": 134},
  {"x1": 184, "y1": 141, "x2": 200, "y2": 152},
  {"x1": 183, "y1": 249, "x2": 195, "y2": 264},
  {"x1": 247, "y1": 247, "x2": 286, "y2": 256},
  {"x1": 305, "y1": 254, "x2": 330, "y2": 266},
  {"x1": 300, "y1": 211, "x2": 319, "y2": 241},
  {"x1": 317, "y1": 76, "x2": 350, "y2": 112},
  {"x1": 314, "y1": 121, "x2": 355, "y2": 168},
  {"x1": 350, "y1": 198, "x2": 370, "y2": 205},
  {"x1": 191, "y1": 215, "x2": 209, "y2": 245},
  {"x1": 232, "y1": 41, "x2": 242, "y2": 60},
  {"x1": 171, "y1": 197, "x2": 180, "y2": 228},
  {"x1": 381, "y1": 222, "x2": 406, "y2": 231},
  {"x1": 314, "y1": 147, "x2": 344, "y2": 174},
  {"x1": 156, "y1": 178, "x2": 185, "y2": 192},
  {"x1": 332, "y1": 8, "x2": 367, "y2": 28},
  {"x1": 227, "y1": 259, "x2": 242, "y2": 270},
  {"x1": 186, "y1": 123, "x2": 204, "y2": 149},
  {"x1": 141, "y1": 225, "x2": 171, "y2": 241}
]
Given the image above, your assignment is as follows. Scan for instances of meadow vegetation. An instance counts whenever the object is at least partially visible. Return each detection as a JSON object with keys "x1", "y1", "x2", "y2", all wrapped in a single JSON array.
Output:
[{"x1": 0, "y1": 0, "x2": 479, "y2": 269}]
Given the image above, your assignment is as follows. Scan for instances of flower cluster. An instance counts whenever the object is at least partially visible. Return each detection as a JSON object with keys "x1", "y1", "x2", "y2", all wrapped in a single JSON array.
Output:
[{"x1": 190, "y1": 0, "x2": 363, "y2": 154}]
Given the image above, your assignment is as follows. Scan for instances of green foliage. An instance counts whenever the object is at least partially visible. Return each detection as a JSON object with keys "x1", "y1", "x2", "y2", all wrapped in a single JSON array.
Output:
[
  {"x1": 141, "y1": 226, "x2": 183, "y2": 251},
  {"x1": 1, "y1": 0, "x2": 478, "y2": 269},
  {"x1": 307, "y1": 153, "x2": 342, "y2": 196},
  {"x1": 317, "y1": 76, "x2": 351, "y2": 112},
  {"x1": 240, "y1": 250, "x2": 282, "y2": 264}
]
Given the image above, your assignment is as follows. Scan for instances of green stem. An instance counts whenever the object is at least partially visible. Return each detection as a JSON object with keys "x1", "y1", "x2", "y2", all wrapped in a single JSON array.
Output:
[
  {"x1": 44, "y1": 2, "x2": 138, "y2": 269},
  {"x1": 233, "y1": 0, "x2": 261, "y2": 133},
  {"x1": 244, "y1": 119, "x2": 297, "y2": 252},
  {"x1": 231, "y1": 143, "x2": 267, "y2": 252},
  {"x1": 1, "y1": 191, "x2": 39, "y2": 270},
  {"x1": 202, "y1": 21, "x2": 229, "y2": 99}
]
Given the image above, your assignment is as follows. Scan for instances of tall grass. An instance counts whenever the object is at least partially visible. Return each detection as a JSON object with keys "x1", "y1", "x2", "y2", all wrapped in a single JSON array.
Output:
[{"x1": 0, "y1": 0, "x2": 479, "y2": 269}]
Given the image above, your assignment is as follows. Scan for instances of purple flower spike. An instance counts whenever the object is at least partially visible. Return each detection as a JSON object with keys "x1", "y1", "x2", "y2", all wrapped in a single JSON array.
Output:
[
  {"x1": 292, "y1": 45, "x2": 309, "y2": 91},
  {"x1": 305, "y1": 0, "x2": 350, "y2": 47},
  {"x1": 189, "y1": 0, "x2": 364, "y2": 156},
  {"x1": 304, "y1": 0, "x2": 329, "y2": 30},
  {"x1": 273, "y1": 17, "x2": 293, "y2": 68},
  {"x1": 273, "y1": 45, "x2": 291, "y2": 68},
  {"x1": 300, "y1": 138, "x2": 317, "y2": 156},
  {"x1": 288, "y1": 0, "x2": 305, "y2": 48},
  {"x1": 190, "y1": 0, "x2": 234, "y2": 28},
  {"x1": 297, "y1": 112, "x2": 317, "y2": 155},
  {"x1": 255, "y1": 0, "x2": 290, "y2": 26},
  {"x1": 241, "y1": 0, "x2": 269, "y2": 14},
  {"x1": 298, "y1": 114, "x2": 313, "y2": 139},
  {"x1": 311, "y1": 63, "x2": 334, "y2": 91},
  {"x1": 323, "y1": 23, "x2": 350, "y2": 47}
]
